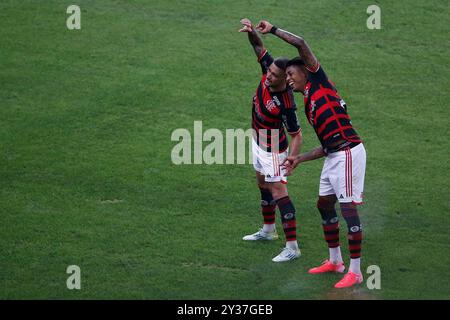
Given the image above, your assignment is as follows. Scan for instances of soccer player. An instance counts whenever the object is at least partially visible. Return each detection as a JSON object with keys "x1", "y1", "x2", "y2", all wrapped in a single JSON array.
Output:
[
  {"x1": 256, "y1": 20, "x2": 367, "y2": 288},
  {"x1": 239, "y1": 18, "x2": 303, "y2": 262}
]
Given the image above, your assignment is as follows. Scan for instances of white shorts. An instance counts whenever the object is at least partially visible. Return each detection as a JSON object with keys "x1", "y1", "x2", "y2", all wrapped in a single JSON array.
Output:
[
  {"x1": 252, "y1": 138, "x2": 288, "y2": 183},
  {"x1": 319, "y1": 143, "x2": 366, "y2": 204}
]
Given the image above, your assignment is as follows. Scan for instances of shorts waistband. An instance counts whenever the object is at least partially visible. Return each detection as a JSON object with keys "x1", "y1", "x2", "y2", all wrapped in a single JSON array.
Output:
[{"x1": 325, "y1": 141, "x2": 360, "y2": 154}]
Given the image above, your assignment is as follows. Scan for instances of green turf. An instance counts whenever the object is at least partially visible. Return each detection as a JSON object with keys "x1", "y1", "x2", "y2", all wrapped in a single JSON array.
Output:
[{"x1": 1, "y1": 0, "x2": 449, "y2": 299}]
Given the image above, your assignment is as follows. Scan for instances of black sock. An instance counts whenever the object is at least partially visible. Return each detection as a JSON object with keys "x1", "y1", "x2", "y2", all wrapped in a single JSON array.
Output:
[
  {"x1": 259, "y1": 187, "x2": 276, "y2": 226},
  {"x1": 276, "y1": 196, "x2": 297, "y2": 242},
  {"x1": 340, "y1": 202, "x2": 362, "y2": 259}
]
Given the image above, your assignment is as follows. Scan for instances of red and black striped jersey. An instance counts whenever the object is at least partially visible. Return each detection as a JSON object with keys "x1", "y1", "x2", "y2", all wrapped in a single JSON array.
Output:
[
  {"x1": 252, "y1": 50, "x2": 301, "y2": 153},
  {"x1": 303, "y1": 64, "x2": 361, "y2": 152}
]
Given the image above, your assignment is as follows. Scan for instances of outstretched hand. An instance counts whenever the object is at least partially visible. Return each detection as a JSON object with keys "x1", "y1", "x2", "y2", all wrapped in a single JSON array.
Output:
[
  {"x1": 239, "y1": 18, "x2": 254, "y2": 32},
  {"x1": 281, "y1": 155, "x2": 301, "y2": 176},
  {"x1": 256, "y1": 20, "x2": 273, "y2": 34}
]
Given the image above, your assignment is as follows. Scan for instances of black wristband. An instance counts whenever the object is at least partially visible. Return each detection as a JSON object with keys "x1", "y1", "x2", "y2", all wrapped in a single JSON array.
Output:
[{"x1": 270, "y1": 26, "x2": 278, "y2": 34}]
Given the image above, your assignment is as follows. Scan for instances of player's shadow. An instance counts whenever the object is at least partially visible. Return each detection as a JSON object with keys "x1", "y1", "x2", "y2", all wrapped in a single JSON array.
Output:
[{"x1": 320, "y1": 287, "x2": 378, "y2": 300}]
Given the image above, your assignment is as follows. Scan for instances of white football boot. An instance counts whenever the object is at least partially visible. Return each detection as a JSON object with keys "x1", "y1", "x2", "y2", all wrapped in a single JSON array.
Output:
[
  {"x1": 272, "y1": 247, "x2": 301, "y2": 262},
  {"x1": 242, "y1": 228, "x2": 278, "y2": 241}
]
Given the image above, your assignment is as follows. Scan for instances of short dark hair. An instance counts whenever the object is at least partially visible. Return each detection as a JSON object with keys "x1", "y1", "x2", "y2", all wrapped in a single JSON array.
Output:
[
  {"x1": 286, "y1": 57, "x2": 306, "y2": 69},
  {"x1": 273, "y1": 57, "x2": 290, "y2": 71}
]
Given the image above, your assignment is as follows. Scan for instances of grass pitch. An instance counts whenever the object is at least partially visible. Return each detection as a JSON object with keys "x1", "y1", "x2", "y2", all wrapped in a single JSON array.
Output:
[{"x1": 1, "y1": 0, "x2": 449, "y2": 299}]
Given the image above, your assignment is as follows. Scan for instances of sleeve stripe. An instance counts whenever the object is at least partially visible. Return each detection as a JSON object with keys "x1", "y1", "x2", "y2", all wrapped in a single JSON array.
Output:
[
  {"x1": 306, "y1": 62, "x2": 320, "y2": 73},
  {"x1": 258, "y1": 49, "x2": 268, "y2": 62},
  {"x1": 288, "y1": 128, "x2": 302, "y2": 136}
]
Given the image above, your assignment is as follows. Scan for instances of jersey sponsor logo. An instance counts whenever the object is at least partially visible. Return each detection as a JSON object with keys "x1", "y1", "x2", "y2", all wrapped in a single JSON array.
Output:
[
  {"x1": 253, "y1": 102, "x2": 264, "y2": 121},
  {"x1": 282, "y1": 114, "x2": 288, "y2": 129},
  {"x1": 309, "y1": 100, "x2": 317, "y2": 123},
  {"x1": 304, "y1": 83, "x2": 311, "y2": 99},
  {"x1": 272, "y1": 96, "x2": 281, "y2": 106}
]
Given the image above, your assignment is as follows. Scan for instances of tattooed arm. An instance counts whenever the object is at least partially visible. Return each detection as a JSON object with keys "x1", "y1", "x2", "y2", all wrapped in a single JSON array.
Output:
[
  {"x1": 239, "y1": 18, "x2": 265, "y2": 58},
  {"x1": 256, "y1": 20, "x2": 318, "y2": 70}
]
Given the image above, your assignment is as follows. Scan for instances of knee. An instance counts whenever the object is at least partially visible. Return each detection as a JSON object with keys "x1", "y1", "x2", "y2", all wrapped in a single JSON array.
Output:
[
  {"x1": 340, "y1": 202, "x2": 356, "y2": 210},
  {"x1": 258, "y1": 181, "x2": 270, "y2": 191},
  {"x1": 339, "y1": 202, "x2": 362, "y2": 233},
  {"x1": 317, "y1": 196, "x2": 336, "y2": 211},
  {"x1": 271, "y1": 183, "x2": 287, "y2": 200}
]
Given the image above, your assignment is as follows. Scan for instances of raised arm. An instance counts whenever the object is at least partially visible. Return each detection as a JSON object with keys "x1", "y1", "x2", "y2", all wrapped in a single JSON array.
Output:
[
  {"x1": 239, "y1": 18, "x2": 265, "y2": 58},
  {"x1": 256, "y1": 20, "x2": 318, "y2": 71}
]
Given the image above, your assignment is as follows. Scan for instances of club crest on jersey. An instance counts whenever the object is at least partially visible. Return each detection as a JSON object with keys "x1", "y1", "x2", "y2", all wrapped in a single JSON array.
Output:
[{"x1": 265, "y1": 99, "x2": 277, "y2": 112}]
